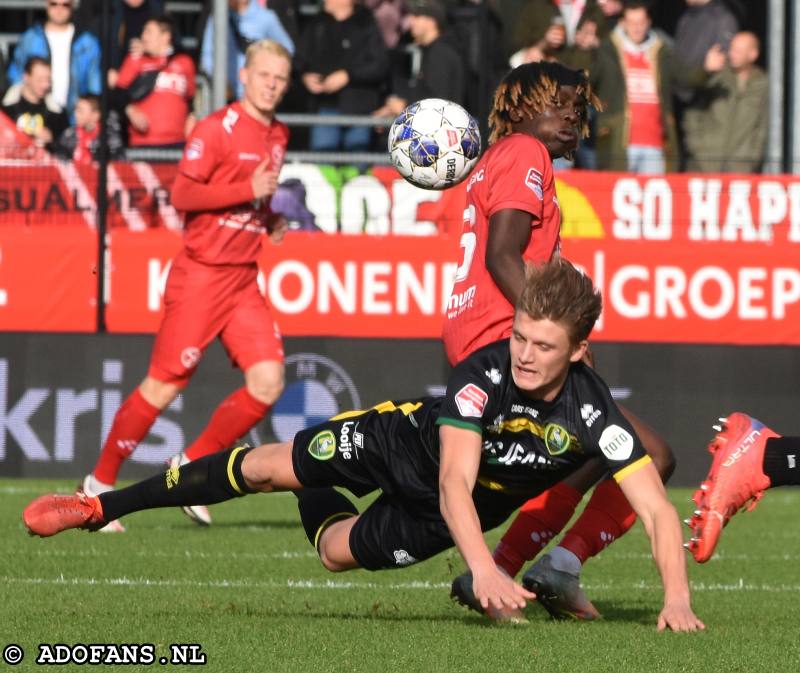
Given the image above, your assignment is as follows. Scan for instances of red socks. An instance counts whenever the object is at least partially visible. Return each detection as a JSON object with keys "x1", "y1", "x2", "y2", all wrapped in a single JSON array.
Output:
[
  {"x1": 493, "y1": 483, "x2": 582, "y2": 577},
  {"x1": 184, "y1": 387, "x2": 269, "y2": 461},
  {"x1": 93, "y1": 388, "x2": 160, "y2": 485},
  {"x1": 560, "y1": 478, "x2": 638, "y2": 564}
]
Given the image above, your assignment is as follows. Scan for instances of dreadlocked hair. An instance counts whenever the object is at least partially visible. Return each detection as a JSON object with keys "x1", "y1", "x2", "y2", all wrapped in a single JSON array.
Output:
[{"x1": 488, "y1": 61, "x2": 602, "y2": 149}]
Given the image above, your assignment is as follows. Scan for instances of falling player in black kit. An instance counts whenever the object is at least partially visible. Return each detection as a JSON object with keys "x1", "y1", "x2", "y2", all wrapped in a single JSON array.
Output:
[{"x1": 23, "y1": 258, "x2": 704, "y2": 632}]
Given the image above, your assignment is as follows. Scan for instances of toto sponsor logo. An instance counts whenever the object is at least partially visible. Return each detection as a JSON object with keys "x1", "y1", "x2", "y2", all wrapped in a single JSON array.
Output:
[{"x1": 599, "y1": 424, "x2": 634, "y2": 461}]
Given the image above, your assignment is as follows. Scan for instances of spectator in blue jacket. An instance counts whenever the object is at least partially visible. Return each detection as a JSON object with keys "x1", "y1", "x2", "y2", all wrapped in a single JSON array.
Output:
[
  {"x1": 200, "y1": 0, "x2": 295, "y2": 101},
  {"x1": 6, "y1": 0, "x2": 101, "y2": 120}
]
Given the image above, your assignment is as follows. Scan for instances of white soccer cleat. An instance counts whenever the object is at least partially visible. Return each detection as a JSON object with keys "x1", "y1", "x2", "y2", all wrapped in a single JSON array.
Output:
[
  {"x1": 78, "y1": 474, "x2": 126, "y2": 533},
  {"x1": 168, "y1": 453, "x2": 212, "y2": 526}
]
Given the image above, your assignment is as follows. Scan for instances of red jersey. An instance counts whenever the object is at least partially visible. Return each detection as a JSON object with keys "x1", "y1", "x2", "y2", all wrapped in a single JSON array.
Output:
[
  {"x1": 73, "y1": 124, "x2": 99, "y2": 164},
  {"x1": 442, "y1": 133, "x2": 561, "y2": 365},
  {"x1": 117, "y1": 52, "x2": 196, "y2": 146},
  {"x1": 623, "y1": 50, "x2": 663, "y2": 148},
  {"x1": 177, "y1": 102, "x2": 289, "y2": 265}
]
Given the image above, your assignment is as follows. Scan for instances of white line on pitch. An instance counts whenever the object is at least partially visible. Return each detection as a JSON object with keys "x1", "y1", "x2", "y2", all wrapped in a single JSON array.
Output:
[
  {"x1": 6, "y1": 548, "x2": 317, "y2": 560},
  {"x1": 1, "y1": 575, "x2": 452, "y2": 591},
  {"x1": 4, "y1": 575, "x2": 800, "y2": 593}
]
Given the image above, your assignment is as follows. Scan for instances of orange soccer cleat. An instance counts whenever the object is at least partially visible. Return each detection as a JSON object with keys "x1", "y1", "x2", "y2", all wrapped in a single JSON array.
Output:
[
  {"x1": 686, "y1": 413, "x2": 779, "y2": 563},
  {"x1": 23, "y1": 493, "x2": 106, "y2": 538}
]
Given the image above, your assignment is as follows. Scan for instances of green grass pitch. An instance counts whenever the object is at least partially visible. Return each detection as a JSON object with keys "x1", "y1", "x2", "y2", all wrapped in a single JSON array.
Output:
[{"x1": 3, "y1": 479, "x2": 800, "y2": 673}]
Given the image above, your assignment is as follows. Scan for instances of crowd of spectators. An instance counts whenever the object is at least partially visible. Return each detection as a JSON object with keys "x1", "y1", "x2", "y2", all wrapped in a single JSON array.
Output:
[{"x1": 0, "y1": 0, "x2": 769, "y2": 173}]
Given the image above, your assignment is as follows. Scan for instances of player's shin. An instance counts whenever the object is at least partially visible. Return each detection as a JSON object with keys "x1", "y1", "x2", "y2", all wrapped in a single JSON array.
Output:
[
  {"x1": 559, "y1": 478, "x2": 637, "y2": 564},
  {"x1": 184, "y1": 387, "x2": 270, "y2": 461},
  {"x1": 493, "y1": 483, "x2": 582, "y2": 576},
  {"x1": 294, "y1": 488, "x2": 358, "y2": 552},
  {"x1": 98, "y1": 445, "x2": 257, "y2": 521}
]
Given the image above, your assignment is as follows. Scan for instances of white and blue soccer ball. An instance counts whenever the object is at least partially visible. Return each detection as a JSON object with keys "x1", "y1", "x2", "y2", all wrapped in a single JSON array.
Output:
[{"x1": 388, "y1": 98, "x2": 481, "y2": 190}]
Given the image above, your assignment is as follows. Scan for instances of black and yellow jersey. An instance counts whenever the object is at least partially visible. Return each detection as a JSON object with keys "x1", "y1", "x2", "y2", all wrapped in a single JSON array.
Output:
[
  {"x1": 435, "y1": 339, "x2": 650, "y2": 496},
  {"x1": 292, "y1": 339, "x2": 650, "y2": 523}
]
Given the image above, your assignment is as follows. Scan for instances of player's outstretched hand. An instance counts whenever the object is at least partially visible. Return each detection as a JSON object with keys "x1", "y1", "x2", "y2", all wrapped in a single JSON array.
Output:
[
  {"x1": 471, "y1": 565, "x2": 536, "y2": 613},
  {"x1": 657, "y1": 601, "x2": 706, "y2": 632},
  {"x1": 251, "y1": 158, "x2": 280, "y2": 199}
]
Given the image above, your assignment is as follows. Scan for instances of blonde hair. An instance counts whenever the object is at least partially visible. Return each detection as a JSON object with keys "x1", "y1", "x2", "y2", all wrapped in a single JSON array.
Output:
[
  {"x1": 244, "y1": 39, "x2": 292, "y2": 68},
  {"x1": 517, "y1": 257, "x2": 602, "y2": 344}
]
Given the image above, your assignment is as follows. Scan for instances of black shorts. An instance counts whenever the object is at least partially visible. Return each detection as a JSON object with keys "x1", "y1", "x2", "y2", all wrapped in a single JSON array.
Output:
[
  {"x1": 345, "y1": 485, "x2": 526, "y2": 570},
  {"x1": 291, "y1": 408, "x2": 442, "y2": 511},
  {"x1": 348, "y1": 494, "x2": 454, "y2": 570},
  {"x1": 292, "y1": 413, "x2": 528, "y2": 571}
]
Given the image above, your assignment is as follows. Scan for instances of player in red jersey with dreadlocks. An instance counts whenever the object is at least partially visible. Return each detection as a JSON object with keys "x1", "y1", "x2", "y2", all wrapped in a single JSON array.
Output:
[{"x1": 444, "y1": 60, "x2": 676, "y2": 622}]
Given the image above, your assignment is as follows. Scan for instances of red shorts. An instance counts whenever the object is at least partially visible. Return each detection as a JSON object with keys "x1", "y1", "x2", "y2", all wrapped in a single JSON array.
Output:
[{"x1": 148, "y1": 251, "x2": 284, "y2": 385}]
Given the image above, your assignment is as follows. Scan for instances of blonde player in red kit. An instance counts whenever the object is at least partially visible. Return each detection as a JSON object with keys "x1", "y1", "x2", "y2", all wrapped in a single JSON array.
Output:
[
  {"x1": 445, "y1": 61, "x2": 676, "y2": 622},
  {"x1": 79, "y1": 40, "x2": 293, "y2": 531}
]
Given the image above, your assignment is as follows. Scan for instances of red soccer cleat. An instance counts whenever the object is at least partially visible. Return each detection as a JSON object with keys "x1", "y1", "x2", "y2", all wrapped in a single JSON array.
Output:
[
  {"x1": 23, "y1": 493, "x2": 106, "y2": 537},
  {"x1": 686, "y1": 413, "x2": 779, "y2": 563}
]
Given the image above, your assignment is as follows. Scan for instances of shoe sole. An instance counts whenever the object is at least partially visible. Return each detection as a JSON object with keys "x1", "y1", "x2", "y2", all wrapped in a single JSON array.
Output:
[
  {"x1": 181, "y1": 505, "x2": 211, "y2": 527},
  {"x1": 522, "y1": 575, "x2": 599, "y2": 621}
]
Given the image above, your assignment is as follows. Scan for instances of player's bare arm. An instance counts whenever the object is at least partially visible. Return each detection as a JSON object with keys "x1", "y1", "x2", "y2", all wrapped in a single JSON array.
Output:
[
  {"x1": 438, "y1": 424, "x2": 535, "y2": 612},
  {"x1": 486, "y1": 209, "x2": 536, "y2": 305},
  {"x1": 618, "y1": 461, "x2": 705, "y2": 632}
]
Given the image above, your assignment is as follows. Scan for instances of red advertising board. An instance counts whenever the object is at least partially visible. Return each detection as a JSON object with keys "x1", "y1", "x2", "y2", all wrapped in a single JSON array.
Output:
[
  {"x1": 3, "y1": 227, "x2": 796, "y2": 344},
  {"x1": 0, "y1": 226, "x2": 97, "y2": 331},
  {"x1": 1, "y1": 162, "x2": 799, "y2": 343}
]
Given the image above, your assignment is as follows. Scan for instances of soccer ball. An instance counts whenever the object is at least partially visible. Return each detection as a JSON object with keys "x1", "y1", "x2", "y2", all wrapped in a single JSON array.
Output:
[{"x1": 388, "y1": 98, "x2": 481, "y2": 190}]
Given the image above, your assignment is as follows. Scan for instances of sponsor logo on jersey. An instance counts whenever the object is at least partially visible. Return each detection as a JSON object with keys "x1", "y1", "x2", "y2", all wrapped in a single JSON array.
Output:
[
  {"x1": 393, "y1": 549, "x2": 417, "y2": 566},
  {"x1": 510, "y1": 403, "x2": 539, "y2": 418},
  {"x1": 543, "y1": 423, "x2": 571, "y2": 455},
  {"x1": 466, "y1": 168, "x2": 484, "y2": 192},
  {"x1": 308, "y1": 429, "x2": 336, "y2": 460},
  {"x1": 525, "y1": 167, "x2": 544, "y2": 200},
  {"x1": 581, "y1": 404, "x2": 602, "y2": 428},
  {"x1": 446, "y1": 284, "x2": 475, "y2": 315},
  {"x1": 338, "y1": 420, "x2": 363, "y2": 460},
  {"x1": 180, "y1": 347, "x2": 201, "y2": 369},
  {"x1": 238, "y1": 152, "x2": 261, "y2": 161},
  {"x1": 599, "y1": 424, "x2": 634, "y2": 460},
  {"x1": 454, "y1": 383, "x2": 488, "y2": 417},
  {"x1": 185, "y1": 138, "x2": 203, "y2": 160},
  {"x1": 485, "y1": 368, "x2": 502, "y2": 384}
]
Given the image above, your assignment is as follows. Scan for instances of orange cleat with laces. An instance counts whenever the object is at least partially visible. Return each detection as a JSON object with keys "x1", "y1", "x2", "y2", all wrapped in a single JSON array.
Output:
[{"x1": 23, "y1": 493, "x2": 106, "y2": 538}]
